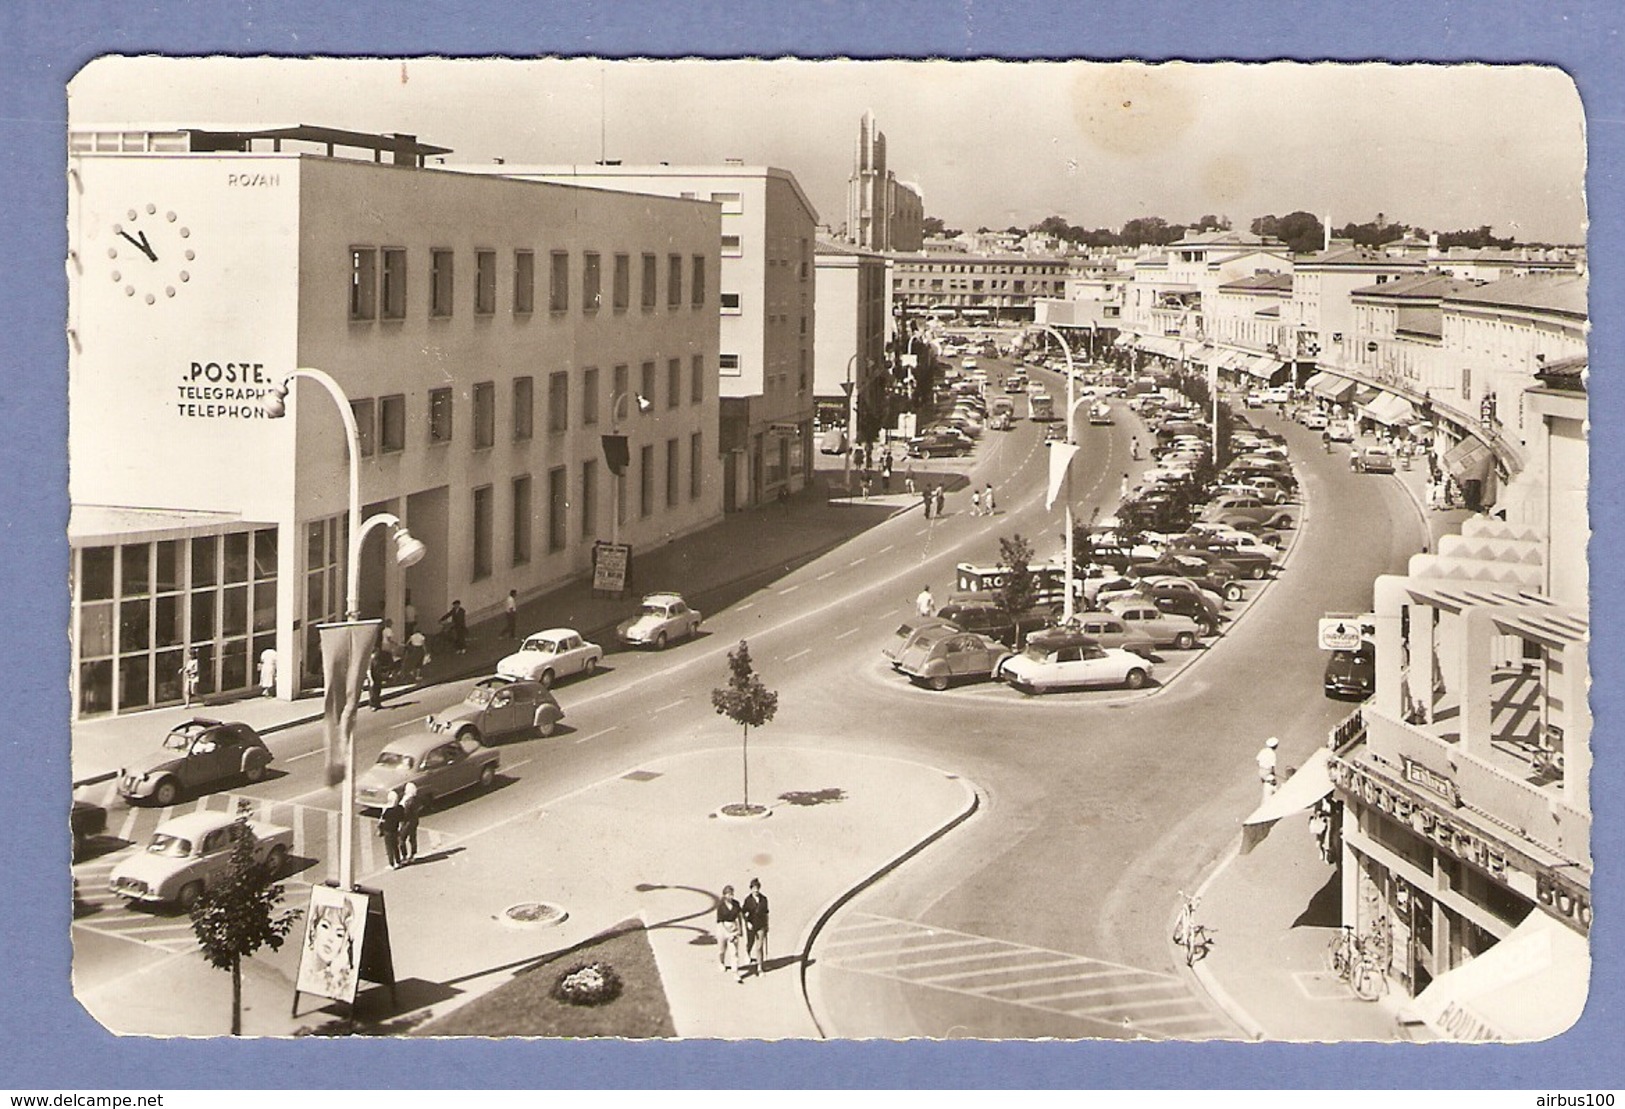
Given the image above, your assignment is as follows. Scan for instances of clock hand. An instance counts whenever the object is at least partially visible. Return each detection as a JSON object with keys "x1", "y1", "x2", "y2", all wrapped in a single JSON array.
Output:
[{"x1": 117, "y1": 228, "x2": 158, "y2": 263}]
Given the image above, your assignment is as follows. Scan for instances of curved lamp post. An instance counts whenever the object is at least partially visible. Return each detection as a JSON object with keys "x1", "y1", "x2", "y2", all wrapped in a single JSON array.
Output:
[
  {"x1": 1031, "y1": 325, "x2": 1080, "y2": 623},
  {"x1": 265, "y1": 368, "x2": 427, "y2": 891}
]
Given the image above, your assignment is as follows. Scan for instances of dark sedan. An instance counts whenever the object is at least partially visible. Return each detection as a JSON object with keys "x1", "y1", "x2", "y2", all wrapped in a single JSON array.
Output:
[
  {"x1": 1325, "y1": 643, "x2": 1377, "y2": 699},
  {"x1": 1170, "y1": 535, "x2": 1275, "y2": 580},
  {"x1": 908, "y1": 432, "x2": 971, "y2": 458},
  {"x1": 118, "y1": 718, "x2": 275, "y2": 806},
  {"x1": 1130, "y1": 554, "x2": 1246, "y2": 601}
]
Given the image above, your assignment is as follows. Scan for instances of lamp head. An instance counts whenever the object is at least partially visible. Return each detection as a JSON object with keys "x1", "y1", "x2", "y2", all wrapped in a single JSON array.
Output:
[
  {"x1": 263, "y1": 378, "x2": 291, "y2": 419},
  {"x1": 635, "y1": 393, "x2": 653, "y2": 414},
  {"x1": 393, "y1": 527, "x2": 427, "y2": 569}
]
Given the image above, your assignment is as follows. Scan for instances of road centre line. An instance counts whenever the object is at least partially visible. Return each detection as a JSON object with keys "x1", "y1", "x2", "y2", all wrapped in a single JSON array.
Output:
[
  {"x1": 287, "y1": 747, "x2": 322, "y2": 761},
  {"x1": 817, "y1": 570, "x2": 837, "y2": 581},
  {"x1": 654, "y1": 699, "x2": 687, "y2": 713},
  {"x1": 575, "y1": 725, "x2": 620, "y2": 745},
  {"x1": 851, "y1": 556, "x2": 866, "y2": 566},
  {"x1": 780, "y1": 584, "x2": 800, "y2": 594},
  {"x1": 785, "y1": 649, "x2": 811, "y2": 662},
  {"x1": 835, "y1": 627, "x2": 861, "y2": 640}
]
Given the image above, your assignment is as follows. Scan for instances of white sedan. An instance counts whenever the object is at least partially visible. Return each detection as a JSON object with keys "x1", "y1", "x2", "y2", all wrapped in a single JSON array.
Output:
[
  {"x1": 497, "y1": 628, "x2": 603, "y2": 687},
  {"x1": 995, "y1": 634, "x2": 1153, "y2": 694}
]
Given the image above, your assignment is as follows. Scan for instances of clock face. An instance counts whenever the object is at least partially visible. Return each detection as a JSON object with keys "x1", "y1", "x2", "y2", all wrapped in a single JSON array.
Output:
[{"x1": 106, "y1": 203, "x2": 196, "y2": 305}]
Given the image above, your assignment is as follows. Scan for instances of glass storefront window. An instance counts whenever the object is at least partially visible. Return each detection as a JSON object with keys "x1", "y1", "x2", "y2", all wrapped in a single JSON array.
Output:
[
  {"x1": 118, "y1": 598, "x2": 151, "y2": 653},
  {"x1": 224, "y1": 533, "x2": 249, "y2": 583},
  {"x1": 154, "y1": 648, "x2": 183, "y2": 703},
  {"x1": 118, "y1": 655, "x2": 150, "y2": 711},
  {"x1": 156, "y1": 540, "x2": 180, "y2": 593},
  {"x1": 254, "y1": 581, "x2": 276, "y2": 632},
  {"x1": 191, "y1": 590, "x2": 215, "y2": 643},
  {"x1": 254, "y1": 528, "x2": 277, "y2": 579},
  {"x1": 79, "y1": 659, "x2": 112, "y2": 715},
  {"x1": 222, "y1": 584, "x2": 248, "y2": 637},
  {"x1": 192, "y1": 536, "x2": 218, "y2": 586},
  {"x1": 194, "y1": 642, "x2": 217, "y2": 695},
  {"x1": 79, "y1": 601, "x2": 114, "y2": 658},
  {"x1": 307, "y1": 521, "x2": 324, "y2": 568},
  {"x1": 155, "y1": 594, "x2": 182, "y2": 648},
  {"x1": 120, "y1": 544, "x2": 150, "y2": 597},
  {"x1": 81, "y1": 547, "x2": 115, "y2": 601},
  {"x1": 221, "y1": 638, "x2": 249, "y2": 691}
]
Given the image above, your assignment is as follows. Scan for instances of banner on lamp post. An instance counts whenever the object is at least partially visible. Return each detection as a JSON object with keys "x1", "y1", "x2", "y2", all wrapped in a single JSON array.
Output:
[
  {"x1": 1045, "y1": 441, "x2": 1079, "y2": 511},
  {"x1": 318, "y1": 619, "x2": 381, "y2": 787}
]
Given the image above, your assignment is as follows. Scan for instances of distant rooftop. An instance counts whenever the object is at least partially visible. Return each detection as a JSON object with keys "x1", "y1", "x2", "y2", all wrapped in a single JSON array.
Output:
[
  {"x1": 70, "y1": 124, "x2": 451, "y2": 166},
  {"x1": 1443, "y1": 273, "x2": 1588, "y2": 319}
]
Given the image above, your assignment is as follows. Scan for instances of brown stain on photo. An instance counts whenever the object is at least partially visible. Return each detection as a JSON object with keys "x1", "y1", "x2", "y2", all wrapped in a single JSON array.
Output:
[{"x1": 1070, "y1": 64, "x2": 1198, "y2": 158}]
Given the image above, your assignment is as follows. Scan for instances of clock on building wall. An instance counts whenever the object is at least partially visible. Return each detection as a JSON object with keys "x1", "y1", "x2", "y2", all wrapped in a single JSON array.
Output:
[{"x1": 106, "y1": 203, "x2": 196, "y2": 305}]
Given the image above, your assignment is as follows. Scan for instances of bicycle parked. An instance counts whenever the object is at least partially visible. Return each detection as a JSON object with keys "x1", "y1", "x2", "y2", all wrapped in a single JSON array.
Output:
[
  {"x1": 1325, "y1": 920, "x2": 1390, "y2": 1001},
  {"x1": 1172, "y1": 891, "x2": 1215, "y2": 967}
]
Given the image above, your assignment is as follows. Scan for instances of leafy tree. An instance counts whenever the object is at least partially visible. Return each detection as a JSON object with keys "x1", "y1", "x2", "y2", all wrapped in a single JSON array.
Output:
[
  {"x1": 711, "y1": 641, "x2": 778, "y2": 812},
  {"x1": 1192, "y1": 214, "x2": 1230, "y2": 232},
  {"x1": 922, "y1": 216, "x2": 961, "y2": 239},
  {"x1": 1252, "y1": 211, "x2": 1325, "y2": 254},
  {"x1": 1435, "y1": 225, "x2": 1515, "y2": 250},
  {"x1": 994, "y1": 534, "x2": 1037, "y2": 622},
  {"x1": 189, "y1": 811, "x2": 301, "y2": 1035},
  {"x1": 1120, "y1": 216, "x2": 1182, "y2": 247}
]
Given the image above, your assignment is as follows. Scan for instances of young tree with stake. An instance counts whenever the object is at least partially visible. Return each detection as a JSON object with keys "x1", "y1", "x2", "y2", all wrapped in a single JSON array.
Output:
[{"x1": 711, "y1": 640, "x2": 778, "y2": 814}]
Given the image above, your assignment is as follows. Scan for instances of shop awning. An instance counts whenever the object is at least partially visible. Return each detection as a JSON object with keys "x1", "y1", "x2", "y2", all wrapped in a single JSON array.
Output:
[
  {"x1": 1312, "y1": 375, "x2": 1357, "y2": 403},
  {"x1": 1443, "y1": 435, "x2": 1496, "y2": 484},
  {"x1": 1399, "y1": 909, "x2": 1589, "y2": 1042},
  {"x1": 1241, "y1": 355, "x2": 1281, "y2": 380},
  {"x1": 1240, "y1": 748, "x2": 1334, "y2": 854},
  {"x1": 1362, "y1": 392, "x2": 1418, "y2": 426},
  {"x1": 1113, "y1": 333, "x2": 1134, "y2": 348},
  {"x1": 1353, "y1": 386, "x2": 1380, "y2": 406},
  {"x1": 1303, "y1": 371, "x2": 1334, "y2": 393}
]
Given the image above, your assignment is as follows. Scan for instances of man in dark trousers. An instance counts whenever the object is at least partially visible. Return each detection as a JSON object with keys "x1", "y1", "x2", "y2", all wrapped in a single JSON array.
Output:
[
  {"x1": 740, "y1": 878, "x2": 770, "y2": 981},
  {"x1": 442, "y1": 599, "x2": 468, "y2": 654}
]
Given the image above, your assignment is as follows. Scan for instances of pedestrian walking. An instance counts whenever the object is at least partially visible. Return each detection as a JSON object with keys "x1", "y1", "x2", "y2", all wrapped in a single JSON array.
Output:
[
  {"x1": 715, "y1": 885, "x2": 744, "y2": 976},
  {"x1": 379, "y1": 618, "x2": 398, "y2": 667},
  {"x1": 970, "y1": 489, "x2": 981, "y2": 516},
  {"x1": 398, "y1": 781, "x2": 421, "y2": 865},
  {"x1": 934, "y1": 485, "x2": 946, "y2": 517},
  {"x1": 1120, "y1": 472, "x2": 1131, "y2": 501},
  {"x1": 403, "y1": 593, "x2": 418, "y2": 638},
  {"x1": 904, "y1": 459, "x2": 916, "y2": 495},
  {"x1": 441, "y1": 600, "x2": 468, "y2": 654},
  {"x1": 778, "y1": 485, "x2": 791, "y2": 516},
  {"x1": 257, "y1": 646, "x2": 277, "y2": 698},
  {"x1": 984, "y1": 483, "x2": 995, "y2": 516},
  {"x1": 860, "y1": 472, "x2": 873, "y2": 499},
  {"x1": 1256, "y1": 736, "x2": 1280, "y2": 802},
  {"x1": 1130, "y1": 437, "x2": 1141, "y2": 460},
  {"x1": 916, "y1": 584, "x2": 935, "y2": 618},
  {"x1": 503, "y1": 589, "x2": 518, "y2": 639},
  {"x1": 741, "y1": 878, "x2": 770, "y2": 981},
  {"x1": 881, "y1": 466, "x2": 891, "y2": 494},
  {"x1": 368, "y1": 648, "x2": 389, "y2": 711},
  {"x1": 403, "y1": 628, "x2": 428, "y2": 681},
  {"x1": 921, "y1": 485, "x2": 932, "y2": 518},
  {"x1": 181, "y1": 648, "x2": 200, "y2": 708},
  {"x1": 378, "y1": 789, "x2": 404, "y2": 869}
]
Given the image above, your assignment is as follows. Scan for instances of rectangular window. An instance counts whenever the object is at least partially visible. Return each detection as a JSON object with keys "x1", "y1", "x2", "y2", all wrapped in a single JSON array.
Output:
[
  {"x1": 472, "y1": 485, "x2": 493, "y2": 581},
  {"x1": 475, "y1": 250, "x2": 496, "y2": 315},
  {"x1": 641, "y1": 252, "x2": 658, "y2": 309},
  {"x1": 691, "y1": 355, "x2": 704, "y2": 404},
  {"x1": 548, "y1": 467, "x2": 568, "y2": 553},
  {"x1": 721, "y1": 234, "x2": 742, "y2": 257},
  {"x1": 580, "y1": 460, "x2": 597, "y2": 539},
  {"x1": 379, "y1": 394, "x2": 406, "y2": 452},
  {"x1": 550, "y1": 251, "x2": 569, "y2": 312},
  {"x1": 583, "y1": 252, "x2": 602, "y2": 313},
  {"x1": 719, "y1": 354, "x2": 742, "y2": 377},
  {"x1": 574, "y1": 367, "x2": 597, "y2": 427},
  {"x1": 351, "y1": 398, "x2": 376, "y2": 457},
  {"x1": 381, "y1": 248, "x2": 407, "y2": 320},
  {"x1": 641, "y1": 361, "x2": 656, "y2": 410},
  {"x1": 511, "y1": 475, "x2": 532, "y2": 567},
  {"x1": 710, "y1": 191, "x2": 743, "y2": 214},
  {"x1": 473, "y1": 381, "x2": 495, "y2": 449},
  {"x1": 429, "y1": 387, "x2": 453, "y2": 444},
  {"x1": 690, "y1": 432, "x2": 703, "y2": 500},
  {"x1": 640, "y1": 444, "x2": 655, "y2": 518},
  {"x1": 548, "y1": 371, "x2": 569, "y2": 432},
  {"x1": 349, "y1": 248, "x2": 377, "y2": 320},
  {"x1": 613, "y1": 253, "x2": 630, "y2": 311},
  {"x1": 667, "y1": 358, "x2": 681, "y2": 409},
  {"x1": 513, "y1": 376, "x2": 534, "y2": 440},
  {"x1": 666, "y1": 438, "x2": 680, "y2": 508},
  {"x1": 721, "y1": 292, "x2": 742, "y2": 314},
  {"x1": 514, "y1": 250, "x2": 535, "y2": 314},
  {"x1": 668, "y1": 254, "x2": 682, "y2": 308},
  {"x1": 430, "y1": 249, "x2": 454, "y2": 317},
  {"x1": 692, "y1": 255, "x2": 705, "y2": 307},
  {"x1": 800, "y1": 237, "x2": 809, "y2": 281}
]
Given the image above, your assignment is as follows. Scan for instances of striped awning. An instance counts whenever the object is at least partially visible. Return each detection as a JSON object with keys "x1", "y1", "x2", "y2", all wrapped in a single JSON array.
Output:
[
  {"x1": 1363, "y1": 392, "x2": 1418, "y2": 426},
  {"x1": 1313, "y1": 375, "x2": 1357, "y2": 403}
]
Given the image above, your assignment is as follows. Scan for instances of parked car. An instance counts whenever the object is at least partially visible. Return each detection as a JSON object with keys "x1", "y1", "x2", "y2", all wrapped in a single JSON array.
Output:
[
  {"x1": 71, "y1": 799, "x2": 107, "y2": 862},
  {"x1": 357, "y1": 731, "x2": 501, "y2": 812},
  {"x1": 1355, "y1": 446, "x2": 1396, "y2": 474},
  {"x1": 618, "y1": 592, "x2": 703, "y2": 649},
  {"x1": 1170, "y1": 534, "x2": 1275, "y2": 579},
  {"x1": 1200, "y1": 495, "x2": 1295, "y2": 531},
  {"x1": 1101, "y1": 598, "x2": 1206, "y2": 651},
  {"x1": 1299, "y1": 410, "x2": 1329, "y2": 430},
  {"x1": 118, "y1": 718, "x2": 275, "y2": 807},
  {"x1": 1134, "y1": 579, "x2": 1224, "y2": 633},
  {"x1": 1065, "y1": 613, "x2": 1158, "y2": 658},
  {"x1": 908, "y1": 432, "x2": 971, "y2": 458},
  {"x1": 1131, "y1": 553, "x2": 1246, "y2": 601},
  {"x1": 895, "y1": 628, "x2": 1008, "y2": 691},
  {"x1": 934, "y1": 597, "x2": 1016, "y2": 646},
  {"x1": 1324, "y1": 643, "x2": 1377, "y2": 699},
  {"x1": 109, "y1": 810, "x2": 292, "y2": 911},
  {"x1": 1327, "y1": 420, "x2": 1357, "y2": 443},
  {"x1": 427, "y1": 676, "x2": 564, "y2": 744},
  {"x1": 497, "y1": 628, "x2": 603, "y2": 686},
  {"x1": 882, "y1": 617, "x2": 959, "y2": 667},
  {"x1": 818, "y1": 427, "x2": 848, "y2": 455},
  {"x1": 995, "y1": 632, "x2": 1153, "y2": 693}
]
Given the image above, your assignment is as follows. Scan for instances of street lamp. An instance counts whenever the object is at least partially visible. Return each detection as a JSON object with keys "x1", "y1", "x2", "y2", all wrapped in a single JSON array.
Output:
[
  {"x1": 842, "y1": 352, "x2": 863, "y2": 492},
  {"x1": 1031, "y1": 324, "x2": 1081, "y2": 623},
  {"x1": 602, "y1": 391, "x2": 650, "y2": 547},
  {"x1": 265, "y1": 368, "x2": 427, "y2": 891}
]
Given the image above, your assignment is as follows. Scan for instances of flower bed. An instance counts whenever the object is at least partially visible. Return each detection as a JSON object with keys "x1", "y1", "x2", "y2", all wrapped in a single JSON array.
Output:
[{"x1": 551, "y1": 961, "x2": 623, "y2": 1007}]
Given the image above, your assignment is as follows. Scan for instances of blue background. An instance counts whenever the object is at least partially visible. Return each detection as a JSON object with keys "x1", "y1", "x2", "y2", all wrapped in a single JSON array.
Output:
[{"x1": 3, "y1": 0, "x2": 1618, "y2": 1089}]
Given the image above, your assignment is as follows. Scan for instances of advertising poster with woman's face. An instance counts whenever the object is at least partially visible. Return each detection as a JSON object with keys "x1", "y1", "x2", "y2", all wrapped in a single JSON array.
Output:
[{"x1": 295, "y1": 885, "x2": 369, "y2": 1004}]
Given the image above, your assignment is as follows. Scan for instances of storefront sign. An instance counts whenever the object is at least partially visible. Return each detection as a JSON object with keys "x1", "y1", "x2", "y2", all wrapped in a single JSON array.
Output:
[
  {"x1": 1318, "y1": 617, "x2": 1367, "y2": 652},
  {"x1": 1330, "y1": 757, "x2": 1513, "y2": 882},
  {"x1": 1536, "y1": 872, "x2": 1592, "y2": 931},
  {"x1": 592, "y1": 541, "x2": 631, "y2": 597},
  {"x1": 175, "y1": 361, "x2": 275, "y2": 419},
  {"x1": 1401, "y1": 755, "x2": 1461, "y2": 807}
]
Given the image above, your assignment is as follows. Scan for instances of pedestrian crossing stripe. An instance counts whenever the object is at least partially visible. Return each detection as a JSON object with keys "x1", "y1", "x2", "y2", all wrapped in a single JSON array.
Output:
[{"x1": 816, "y1": 912, "x2": 1236, "y2": 1040}]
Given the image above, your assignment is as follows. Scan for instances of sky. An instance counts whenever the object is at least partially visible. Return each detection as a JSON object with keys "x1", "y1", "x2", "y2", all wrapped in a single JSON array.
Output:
[{"x1": 69, "y1": 56, "x2": 1588, "y2": 245}]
